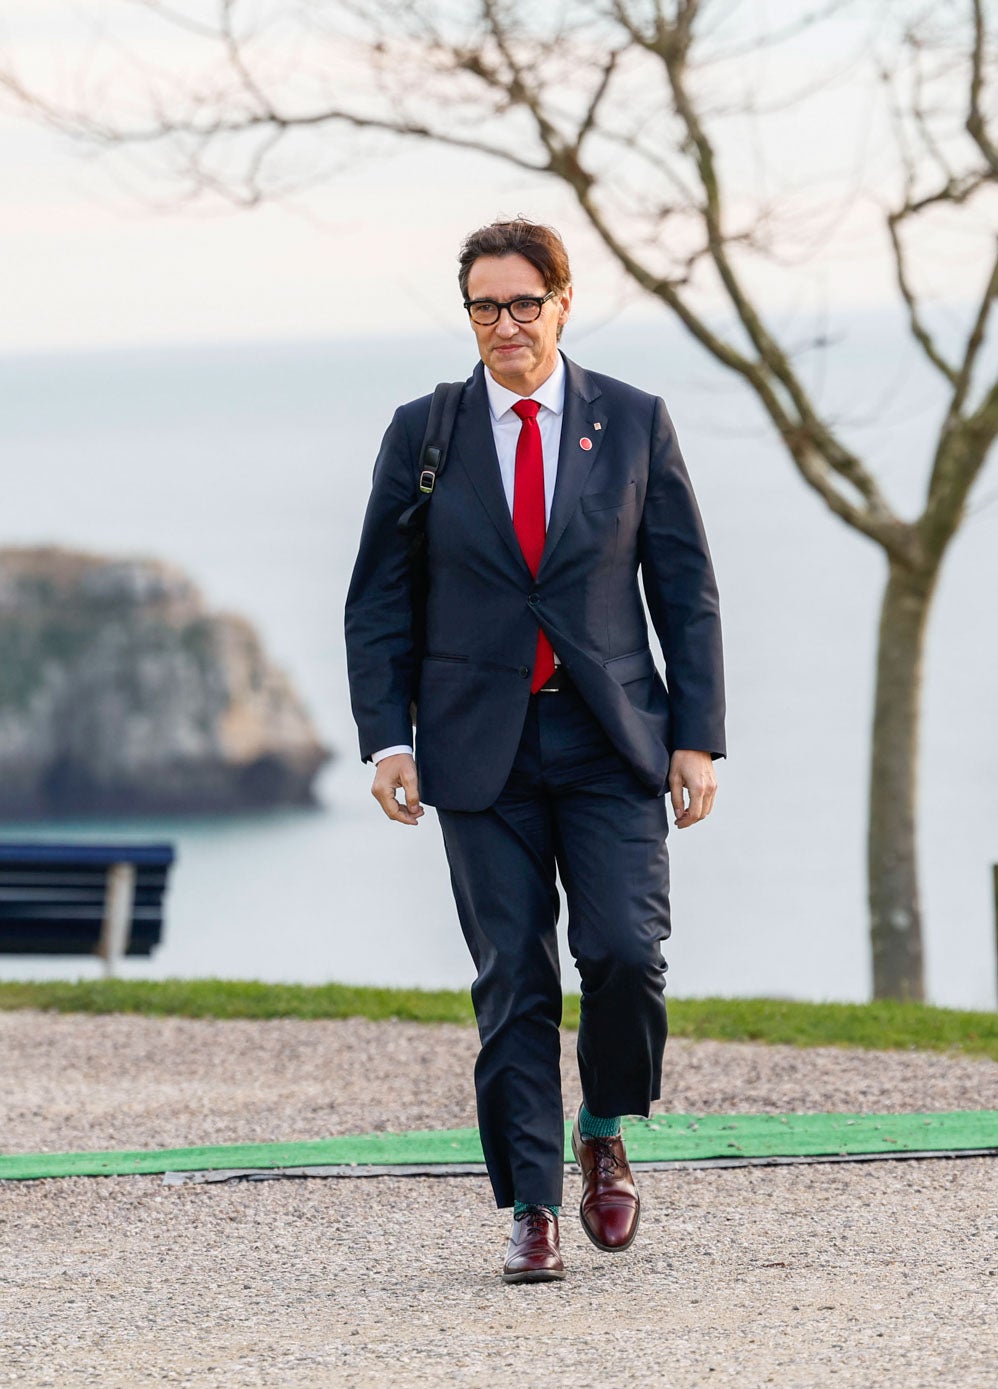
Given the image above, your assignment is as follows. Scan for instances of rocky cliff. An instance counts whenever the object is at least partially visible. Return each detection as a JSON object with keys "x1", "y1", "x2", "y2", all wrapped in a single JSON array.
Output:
[{"x1": 0, "y1": 547, "x2": 330, "y2": 816}]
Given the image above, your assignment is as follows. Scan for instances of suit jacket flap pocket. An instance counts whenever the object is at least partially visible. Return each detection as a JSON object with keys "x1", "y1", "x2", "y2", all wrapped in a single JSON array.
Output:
[
  {"x1": 581, "y1": 481, "x2": 637, "y2": 513},
  {"x1": 603, "y1": 648, "x2": 655, "y2": 683}
]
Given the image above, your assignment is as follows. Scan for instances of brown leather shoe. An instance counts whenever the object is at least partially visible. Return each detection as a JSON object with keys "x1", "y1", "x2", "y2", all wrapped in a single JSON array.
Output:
[
  {"x1": 502, "y1": 1206, "x2": 565, "y2": 1284},
  {"x1": 571, "y1": 1110, "x2": 640, "y2": 1252}
]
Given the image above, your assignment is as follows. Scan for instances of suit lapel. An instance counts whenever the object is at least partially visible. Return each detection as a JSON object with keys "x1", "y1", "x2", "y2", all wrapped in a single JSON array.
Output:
[
  {"x1": 450, "y1": 363, "x2": 531, "y2": 576},
  {"x1": 538, "y1": 356, "x2": 606, "y2": 576},
  {"x1": 449, "y1": 356, "x2": 607, "y2": 580}
]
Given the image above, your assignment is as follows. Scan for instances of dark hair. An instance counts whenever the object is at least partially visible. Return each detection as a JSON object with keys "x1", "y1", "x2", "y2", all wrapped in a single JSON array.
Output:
[{"x1": 457, "y1": 218, "x2": 572, "y2": 299}]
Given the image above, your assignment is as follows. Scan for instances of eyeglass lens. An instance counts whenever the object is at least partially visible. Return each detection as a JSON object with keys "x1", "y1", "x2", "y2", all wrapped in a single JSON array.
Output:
[{"x1": 469, "y1": 299, "x2": 544, "y2": 326}]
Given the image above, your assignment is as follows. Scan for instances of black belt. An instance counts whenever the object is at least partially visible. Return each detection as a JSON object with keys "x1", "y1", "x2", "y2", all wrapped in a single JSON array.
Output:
[{"x1": 536, "y1": 666, "x2": 569, "y2": 693}]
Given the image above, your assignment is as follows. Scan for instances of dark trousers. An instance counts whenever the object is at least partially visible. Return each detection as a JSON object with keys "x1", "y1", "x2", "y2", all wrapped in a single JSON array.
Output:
[{"x1": 437, "y1": 680, "x2": 671, "y2": 1209}]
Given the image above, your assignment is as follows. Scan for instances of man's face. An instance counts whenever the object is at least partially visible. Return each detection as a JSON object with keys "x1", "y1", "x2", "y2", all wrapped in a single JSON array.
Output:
[{"x1": 465, "y1": 252, "x2": 572, "y2": 395}]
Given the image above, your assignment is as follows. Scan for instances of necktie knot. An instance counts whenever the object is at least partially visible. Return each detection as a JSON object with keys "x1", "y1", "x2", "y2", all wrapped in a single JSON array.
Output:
[{"x1": 512, "y1": 398, "x2": 540, "y2": 421}]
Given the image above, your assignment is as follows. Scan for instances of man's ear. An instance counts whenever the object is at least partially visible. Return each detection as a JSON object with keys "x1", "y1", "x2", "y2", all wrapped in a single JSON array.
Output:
[{"x1": 558, "y1": 283, "x2": 574, "y2": 326}]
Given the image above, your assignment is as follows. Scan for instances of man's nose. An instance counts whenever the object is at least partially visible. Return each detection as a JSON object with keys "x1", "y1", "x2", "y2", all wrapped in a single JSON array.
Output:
[{"x1": 495, "y1": 309, "x2": 520, "y2": 337}]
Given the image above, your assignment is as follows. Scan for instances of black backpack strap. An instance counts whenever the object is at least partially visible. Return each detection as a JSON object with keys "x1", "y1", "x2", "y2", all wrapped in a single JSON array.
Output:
[
  {"x1": 417, "y1": 380, "x2": 464, "y2": 494},
  {"x1": 398, "y1": 381, "x2": 464, "y2": 535},
  {"x1": 397, "y1": 381, "x2": 464, "y2": 716}
]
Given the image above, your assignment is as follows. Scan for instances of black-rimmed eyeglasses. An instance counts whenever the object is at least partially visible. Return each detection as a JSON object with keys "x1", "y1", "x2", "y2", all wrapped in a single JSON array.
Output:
[{"x1": 463, "y1": 291, "x2": 557, "y2": 326}]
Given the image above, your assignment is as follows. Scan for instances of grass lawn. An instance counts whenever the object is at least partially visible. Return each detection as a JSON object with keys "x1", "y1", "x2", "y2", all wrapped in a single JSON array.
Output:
[{"x1": 0, "y1": 978, "x2": 994, "y2": 1060}]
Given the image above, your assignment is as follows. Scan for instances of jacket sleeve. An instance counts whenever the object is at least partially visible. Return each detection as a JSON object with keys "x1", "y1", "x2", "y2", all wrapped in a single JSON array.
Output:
[
  {"x1": 638, "y1": 397, "x2": 726, "y2": 758},
  {"x1": 344, "y1": 406, "x2": 423, "y2": 763}
]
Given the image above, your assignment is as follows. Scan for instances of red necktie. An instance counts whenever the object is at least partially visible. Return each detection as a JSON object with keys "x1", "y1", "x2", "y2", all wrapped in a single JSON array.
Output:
[{"x1": 511, "y1": 399, "x2": 556, "y2": 693}]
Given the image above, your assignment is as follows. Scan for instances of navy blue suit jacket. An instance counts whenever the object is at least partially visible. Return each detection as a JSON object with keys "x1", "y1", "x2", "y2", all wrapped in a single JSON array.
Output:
[{"x1": 345, "y1": 355, "x2": 725, "y2": 812}]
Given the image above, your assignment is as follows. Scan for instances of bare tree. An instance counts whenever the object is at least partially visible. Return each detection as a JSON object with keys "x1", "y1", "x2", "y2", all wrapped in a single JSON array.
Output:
[{"x1": 3, "y1": 0, "x2": 996, "y2": 997}]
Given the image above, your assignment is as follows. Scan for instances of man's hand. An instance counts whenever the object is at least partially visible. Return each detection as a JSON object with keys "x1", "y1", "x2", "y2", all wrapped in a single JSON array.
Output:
[
  {"x1": 668, "y1": 749, "x2": 717, "y2": 829},
  {"x1": 371, "y1": 753, "x2": 424, "y2": 826}
]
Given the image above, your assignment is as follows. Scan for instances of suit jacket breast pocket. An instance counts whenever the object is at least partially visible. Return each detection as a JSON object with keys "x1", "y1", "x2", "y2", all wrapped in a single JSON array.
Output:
[{"x1": 581, "y1": 480, "x2": 637, "y2": 513}]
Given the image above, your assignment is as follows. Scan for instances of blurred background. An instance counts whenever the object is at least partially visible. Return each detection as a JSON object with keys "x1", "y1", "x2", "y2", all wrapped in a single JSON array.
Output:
[{"x1": 0, "y1": 1, "x2": 995, "y2": 1006}]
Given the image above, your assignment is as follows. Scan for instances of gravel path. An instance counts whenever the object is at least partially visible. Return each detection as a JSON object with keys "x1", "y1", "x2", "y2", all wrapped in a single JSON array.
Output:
[{"x1": 1, "y1": 1012, "x2": 996, "y2": 1387}]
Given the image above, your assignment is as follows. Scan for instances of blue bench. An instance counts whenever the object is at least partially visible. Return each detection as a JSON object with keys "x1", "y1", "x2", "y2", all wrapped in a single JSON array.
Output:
[{"x1": 0, "y1": 843, "x2": 175, "y2": 973}]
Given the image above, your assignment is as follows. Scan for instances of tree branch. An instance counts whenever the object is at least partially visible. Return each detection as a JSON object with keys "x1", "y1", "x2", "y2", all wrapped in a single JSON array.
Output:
[
  {"x1": 644, "y1": 9, "x2": 899, "y2": 533},
  {"x1": 574, "y1": 47, "x2": 620, "y2": 151},
  {"x1": 564, "y1": 174, "x2": 915, "y2": 559},
  {"x1": 886, "y1": 208, "x2": 959, "y2": 385},
  {"x1": 922, "y1": 367, "x2": 998, "y2": 559},
  {"x1": 920, "y1": 233, "x2": 998, "y2": 551},
  {"x1": 950, "y1": 238, "x2": 998, "y2": 421},
  {"x1": 967, "y1": 0, "x2": 998, "y2": 174}
]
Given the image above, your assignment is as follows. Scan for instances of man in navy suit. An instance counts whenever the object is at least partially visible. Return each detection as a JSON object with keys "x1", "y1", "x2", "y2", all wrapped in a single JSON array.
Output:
[{"x1": 346, "y1": 219, "x2": 724, "y2": 1283}]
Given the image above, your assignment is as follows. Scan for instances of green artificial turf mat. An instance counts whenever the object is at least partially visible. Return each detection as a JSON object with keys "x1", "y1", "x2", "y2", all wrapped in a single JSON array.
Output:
[{"x1": 1, "y1": 1111, "x2": 995, "y2": 1181}]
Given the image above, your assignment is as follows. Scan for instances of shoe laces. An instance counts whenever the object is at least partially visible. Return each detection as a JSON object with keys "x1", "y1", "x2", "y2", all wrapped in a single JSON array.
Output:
[
  {"x1": 514, "y1": 1205, "x2": 554, "y2": 1231},
  {"x1": 590, "y1": 1136, "x2": 624, "y2": 1178}
]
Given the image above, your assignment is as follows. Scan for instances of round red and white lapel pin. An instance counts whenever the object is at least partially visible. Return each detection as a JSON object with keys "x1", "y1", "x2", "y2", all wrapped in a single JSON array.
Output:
[{"x1": 579, "y1": 436, "x2": 593, "y2": 451}]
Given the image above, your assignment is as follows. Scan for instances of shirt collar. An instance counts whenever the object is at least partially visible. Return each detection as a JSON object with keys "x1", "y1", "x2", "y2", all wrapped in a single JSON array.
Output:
[{"x1": 485, "y1": 351, "x2": 566, "y2": 422}]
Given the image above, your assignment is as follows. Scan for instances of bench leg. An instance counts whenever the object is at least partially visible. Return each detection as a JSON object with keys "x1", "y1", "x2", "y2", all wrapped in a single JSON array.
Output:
[{"x1": 97, "y1": 863, "x2": 137, "y2": 977}]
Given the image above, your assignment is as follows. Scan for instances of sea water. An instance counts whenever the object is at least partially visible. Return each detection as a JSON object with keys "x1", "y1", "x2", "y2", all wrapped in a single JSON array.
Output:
[{"x1": 0, "y1": 316, "x2": 995, "y2": 1007}]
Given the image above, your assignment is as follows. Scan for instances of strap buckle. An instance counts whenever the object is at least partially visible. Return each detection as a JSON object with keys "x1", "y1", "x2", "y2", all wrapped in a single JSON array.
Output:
[{"x1": 418, "y1": 469, "x2": 436, "y2": 495}]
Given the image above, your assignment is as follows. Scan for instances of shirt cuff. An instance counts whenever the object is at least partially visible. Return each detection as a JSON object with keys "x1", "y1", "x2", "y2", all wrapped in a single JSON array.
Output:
[{"x1": 371, "y1": 745, "x2": 414, "y2": 764}]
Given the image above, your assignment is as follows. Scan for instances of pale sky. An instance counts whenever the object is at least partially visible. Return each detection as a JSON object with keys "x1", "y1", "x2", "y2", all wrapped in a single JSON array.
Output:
[{"x1": 0, "y1": 0, "x2": 991, "y2": 354}]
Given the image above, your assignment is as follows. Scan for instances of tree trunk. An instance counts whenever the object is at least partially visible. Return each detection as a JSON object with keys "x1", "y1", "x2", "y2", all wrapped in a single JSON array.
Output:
[{"x1": 868, "y1": 561, "x2": 937, "y2": 1000}]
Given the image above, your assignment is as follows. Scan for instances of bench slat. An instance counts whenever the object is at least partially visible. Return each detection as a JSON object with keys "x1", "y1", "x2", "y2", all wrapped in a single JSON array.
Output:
[
  {"x1": 0, "y1": 869, "x2": 169, "y2": 886},
  {"x1": 0, "y1": 843, "x2": 174, "y2": 868},
  {"x1": 0, "y1": 926, "x2": 161, "y2": 957},
  {"x1": 0, "y1": 887, "x2": 166, "y2": 904}
]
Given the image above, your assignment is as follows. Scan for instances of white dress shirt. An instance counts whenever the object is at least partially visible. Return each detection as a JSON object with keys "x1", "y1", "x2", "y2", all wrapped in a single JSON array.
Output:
[
  {"x1": 372, "y1": 353, "x2": 567, "y2": 764},
  {"x1": 484, "y1": 350, "x2": 565, "y2": 525}
]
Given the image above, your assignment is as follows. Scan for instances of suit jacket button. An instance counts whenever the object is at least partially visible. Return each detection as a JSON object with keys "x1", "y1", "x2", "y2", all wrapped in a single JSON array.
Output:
[
  {"x1": 527, "y1": 593, "x2": 539, "y2": 606},
  {"x1": 518, "y1": 666, "x2": 530, "y2": 678}
]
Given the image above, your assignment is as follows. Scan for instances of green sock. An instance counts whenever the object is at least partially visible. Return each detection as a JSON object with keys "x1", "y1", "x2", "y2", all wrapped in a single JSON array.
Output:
[
  {"x1": 513, "y1": 1200, "x2": 560, "y2": 1218},
  {"x1": 580, "y1": 1103, "x2": 621, "y2": 1138}
]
